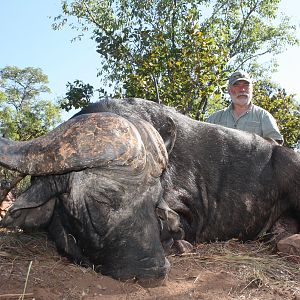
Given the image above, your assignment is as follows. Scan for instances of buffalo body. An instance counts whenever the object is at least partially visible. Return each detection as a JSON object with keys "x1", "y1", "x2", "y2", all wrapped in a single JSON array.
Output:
[
  {"x1": 76, "y1": 98, "x2": 300, "y2": 242},
  {"x1": 1, "y1": 98, "x2": 300, "y2": 285}
]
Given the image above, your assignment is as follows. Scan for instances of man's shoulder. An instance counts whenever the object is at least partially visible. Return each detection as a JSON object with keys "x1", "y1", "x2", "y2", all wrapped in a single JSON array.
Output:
[
  {"x1": 206, "y1": 107, "x2": 228, "y2": 123},
  {"x1": 252, "y1": 104, "x2": 269, "y2": 114},
  {"x1": 252, "y1": 104, "x2": 274, "y2": 118},
  {"x1": 209, "y1": 106, "x2": 231, "y2": 117},
  {"x1": 210, "y1": 108, "x2": 227, "y2": 116}
]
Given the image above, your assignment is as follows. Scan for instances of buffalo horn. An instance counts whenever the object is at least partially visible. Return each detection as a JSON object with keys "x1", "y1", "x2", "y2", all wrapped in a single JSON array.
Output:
[{"x1": 0, "y1": 113, "x2": 167, "y2": 176}]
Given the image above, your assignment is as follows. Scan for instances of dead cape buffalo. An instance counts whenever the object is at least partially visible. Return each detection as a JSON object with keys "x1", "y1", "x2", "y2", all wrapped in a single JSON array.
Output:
[
  {"x1": 0, "y1": 112, "x2": 172, "y2": 285},
  {"x1": 1, "y1": 97, "x2": 300, "y2": 286}
]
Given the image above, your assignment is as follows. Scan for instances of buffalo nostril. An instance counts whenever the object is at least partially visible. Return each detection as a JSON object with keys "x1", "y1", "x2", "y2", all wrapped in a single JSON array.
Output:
[
  {"x1": 135, "y1": 257, "x2": 170, "y2": 287},
  {"x1": 100, "y1": 258, "x2": 170, "y2": 287}
]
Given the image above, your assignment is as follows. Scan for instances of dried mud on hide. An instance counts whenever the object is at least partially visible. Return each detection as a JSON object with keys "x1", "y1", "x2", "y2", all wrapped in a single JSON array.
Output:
[{"x1": 0, "y1": 229, "x2": 300, "y2": 300}]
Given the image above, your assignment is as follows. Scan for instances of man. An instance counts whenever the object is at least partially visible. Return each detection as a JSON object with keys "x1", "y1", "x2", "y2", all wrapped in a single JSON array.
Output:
[{"x1": 207, "y1": 71, "x2": 284, "y2": 144}]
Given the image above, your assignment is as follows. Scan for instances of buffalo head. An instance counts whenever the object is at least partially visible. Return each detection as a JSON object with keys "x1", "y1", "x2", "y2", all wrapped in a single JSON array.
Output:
[{"x1": 0, "y1": 112, "x2": 180, "y2": 286}]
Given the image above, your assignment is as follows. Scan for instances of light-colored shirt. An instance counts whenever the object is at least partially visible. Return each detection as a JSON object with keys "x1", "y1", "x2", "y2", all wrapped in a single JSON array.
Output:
[{"x1": 206, "y1": 104, "x2": 284, "y2": 143}]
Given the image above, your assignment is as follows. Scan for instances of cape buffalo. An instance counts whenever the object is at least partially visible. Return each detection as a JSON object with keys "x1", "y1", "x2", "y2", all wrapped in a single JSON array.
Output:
[
  {"x1": 75, "y1": 98, "x2": 300, "y2": 242},
  {"x1": 0, "y1": 112, "x2": 174, "y2": 286},
  {"x1": 1, "y1": 98, "x2": 300, "y2": 285}
]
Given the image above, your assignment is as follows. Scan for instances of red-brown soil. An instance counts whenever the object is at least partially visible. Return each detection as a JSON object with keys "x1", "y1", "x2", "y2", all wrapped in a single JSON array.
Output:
[{"x1": 1, "y1": 230, "x2": 299, "y2": 300}]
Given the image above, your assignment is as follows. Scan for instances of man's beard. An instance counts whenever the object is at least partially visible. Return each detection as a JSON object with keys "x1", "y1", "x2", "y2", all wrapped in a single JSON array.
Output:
[{"x1": 232, "y1": 93, "x2": 251, "y2": 105}]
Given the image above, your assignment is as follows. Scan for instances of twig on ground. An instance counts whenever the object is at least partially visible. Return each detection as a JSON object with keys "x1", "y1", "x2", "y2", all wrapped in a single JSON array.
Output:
[{"x1": 19, "y1": 261, "x2": 32, "y2": 300}]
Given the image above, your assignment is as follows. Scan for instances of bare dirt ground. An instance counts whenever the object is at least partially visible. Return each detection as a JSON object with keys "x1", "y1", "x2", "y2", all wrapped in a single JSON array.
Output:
[{"x1": 1, "y1": 229, "x2": 300, "y2": 300}]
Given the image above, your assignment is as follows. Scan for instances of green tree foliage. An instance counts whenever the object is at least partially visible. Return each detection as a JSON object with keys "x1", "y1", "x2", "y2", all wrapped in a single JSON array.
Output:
[
  {"x1": 0, "y1": 66, "x2": 61, "y2": 140},
  {"x1": 54, "y1": 0, "x2": 230, "y2": 119},
  {"x1": 122, "y1": 22, "x2": 229, "y2": 119},
  {"x1": 0, "y1": 66, "x2": 62, "y2": 195},
  {"x1": 53, "y1": 0, "x2": 298, "y2": 121},
  {"x1": 204, "y1": 0, "x2": 298, "y2": 73},
  {"x1": 253, "y1": 81, "x2": 300, "y2": 148},
  {"x1": 60, "y1": 79, "x2": 94, "y2": 111}
]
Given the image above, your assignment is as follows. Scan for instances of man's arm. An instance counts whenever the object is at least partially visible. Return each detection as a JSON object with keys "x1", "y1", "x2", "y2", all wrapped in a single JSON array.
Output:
[{"x1": 261, "y1": 112, "x2": 284, "y2": 145}]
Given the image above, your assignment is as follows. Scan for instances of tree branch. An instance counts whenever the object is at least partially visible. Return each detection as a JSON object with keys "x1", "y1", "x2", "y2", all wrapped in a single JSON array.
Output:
[
  {"x1": 151, "y1": 74, "x2": 161, "y2": 104},
  {"x1": 232, "y1": 48, "x2": 271, "y2": 70},
  {"x1": 171, "y1": 0, "x2": 177, "y2": 51},
  {"x1": 82, "y1": 0, "x2": 110, "y2": 35},
  {"x1": 228, "y1": 0, "x2": 260, "y2": 51}
]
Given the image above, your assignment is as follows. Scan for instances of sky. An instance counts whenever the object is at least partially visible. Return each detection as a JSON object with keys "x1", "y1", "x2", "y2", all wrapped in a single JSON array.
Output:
[{"x1": 0, "y1": 1, "x2": 300, "y2": 120}]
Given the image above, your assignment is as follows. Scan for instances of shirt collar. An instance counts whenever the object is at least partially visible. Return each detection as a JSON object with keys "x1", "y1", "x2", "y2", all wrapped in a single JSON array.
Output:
[{"x1": 228, "y1": 102, "x2": 254, "y2": 112}]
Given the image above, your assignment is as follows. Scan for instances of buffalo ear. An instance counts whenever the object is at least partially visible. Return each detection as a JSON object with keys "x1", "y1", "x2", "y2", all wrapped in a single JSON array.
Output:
[
  {"x1": 1, "y1": 197, "x2": 56, "y2": 229},
  {"x1": 156, "y1": 198, "x2": 183, "y2": 236},
  {"x1": 158, "y1": 117, "x2": 177, "y2": 155}
]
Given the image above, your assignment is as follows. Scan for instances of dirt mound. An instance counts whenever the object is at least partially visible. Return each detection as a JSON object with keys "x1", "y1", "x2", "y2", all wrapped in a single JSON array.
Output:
[{"x1": 1, "y1": 230, "x2": 299, "y2": 300}]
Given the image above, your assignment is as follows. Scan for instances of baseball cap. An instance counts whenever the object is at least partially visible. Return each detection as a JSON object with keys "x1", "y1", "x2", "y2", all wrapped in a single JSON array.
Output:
[{"x1": 228, "y1": 71, "x2": 252, "y2": 86}]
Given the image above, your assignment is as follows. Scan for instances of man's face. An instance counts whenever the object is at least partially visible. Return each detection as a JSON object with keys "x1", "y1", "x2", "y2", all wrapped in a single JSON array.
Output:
[{"x1": 228, "y1": 80, "x2": 253, "y2": 107}]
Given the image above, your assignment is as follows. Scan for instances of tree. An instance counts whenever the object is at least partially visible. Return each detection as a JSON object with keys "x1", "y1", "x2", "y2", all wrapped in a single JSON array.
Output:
[
  {"x1": 203, "y1": 0, "x2": 298, "y2": 73},
  {"x1": 121, "y1": 21, "x2": 229, "y2": 119},
  {"x1": 54, "y1": 0, "x2": 229, "y2": 119},
  {"x1": 0, "y1": 66, "x2": 62, "y2": 195},
  {"x1": 53, "y1": 0, "x2": 298, "y2": 120},
  {"x1": 0, "y1": 66, "x2": 61, "y2": 140},
  {"x1": 60, "y1": 79, "x2": 94, "y2": 112}
]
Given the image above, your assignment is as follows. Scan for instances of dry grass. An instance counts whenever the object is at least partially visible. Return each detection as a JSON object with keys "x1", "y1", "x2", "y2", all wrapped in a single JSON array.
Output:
[
  {"x1": 0, "y1": 229, "x2": 299, "y2": 299},
  {"x1": 170, "y1": 239, "x2": 300, "y2": 296},
  {"x1": 0, "y1": 229, "x2": 103, "y2": 299},
  {"x1": 0, "y1": 229, "x2": 58, "y2": 260}
]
